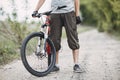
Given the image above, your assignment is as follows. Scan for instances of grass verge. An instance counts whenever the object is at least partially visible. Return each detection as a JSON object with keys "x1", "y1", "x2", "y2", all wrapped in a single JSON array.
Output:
[{"x1": 107, "y1": 31, "x2": 120, "y2": 40}]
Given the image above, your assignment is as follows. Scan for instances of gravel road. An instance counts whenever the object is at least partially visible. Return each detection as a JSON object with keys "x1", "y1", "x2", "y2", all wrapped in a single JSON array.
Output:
[{"x1": 0, "y1": 29, "x2": 120, "y2": 80}]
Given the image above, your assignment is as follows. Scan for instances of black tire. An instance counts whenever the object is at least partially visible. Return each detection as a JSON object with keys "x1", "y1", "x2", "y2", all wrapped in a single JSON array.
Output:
[{"x1": 21, "y1": 32, "x2": 56, "y2": 77}]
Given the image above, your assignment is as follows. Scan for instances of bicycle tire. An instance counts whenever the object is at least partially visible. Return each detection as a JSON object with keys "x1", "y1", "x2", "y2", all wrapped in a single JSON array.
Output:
[{"x1": 21, "y1": 32, "x2": 56, "y2": 77}]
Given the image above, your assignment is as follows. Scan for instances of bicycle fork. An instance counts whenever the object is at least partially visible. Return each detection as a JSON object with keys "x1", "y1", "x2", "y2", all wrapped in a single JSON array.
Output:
[{"x1": 36, "y1": 26, "x2": 49, "y2": 58}]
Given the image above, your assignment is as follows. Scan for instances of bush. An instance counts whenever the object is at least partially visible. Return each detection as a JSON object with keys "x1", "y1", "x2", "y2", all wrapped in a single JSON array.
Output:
[
  {"x1": 97, "y1": 21, "x2": 104, "y2": 32},
  {"x1": 0, "y1": 20, "x2": 28, "y2": 65},
  {"x1": 81, "y1": 0, "x2": 120, "y2": 34},
  {"x1": 0, "y1": 41, "x2": 18, "y2": 65},
  {"x1": 80, "y1": 3, "x2": 97, "y2": 26}
]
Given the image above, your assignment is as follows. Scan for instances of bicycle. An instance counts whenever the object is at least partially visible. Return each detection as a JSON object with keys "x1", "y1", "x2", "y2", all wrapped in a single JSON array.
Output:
[
  {"x1": 21, "y1": 6, "x2": 67, "y2": 77},
  {"x1": 20, "y1": 11, "x2": 56, "y2": 77}
]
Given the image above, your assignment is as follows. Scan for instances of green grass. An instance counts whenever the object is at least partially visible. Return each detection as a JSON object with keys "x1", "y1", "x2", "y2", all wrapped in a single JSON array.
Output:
[
  {"x1": 107, "y1": 31, "x2": 120, "y2": 40},
  {"x1": 0, "y1": 52, "x2": 19, "y2": 65},
  {"x1": 0, "y1": 36, "x2": 20, "y2": 65}
]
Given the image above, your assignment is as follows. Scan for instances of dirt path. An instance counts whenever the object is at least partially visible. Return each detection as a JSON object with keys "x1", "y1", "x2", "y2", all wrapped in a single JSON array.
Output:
[{"x1": 0, "y1": 29, "x2": 120, "y2": 80}]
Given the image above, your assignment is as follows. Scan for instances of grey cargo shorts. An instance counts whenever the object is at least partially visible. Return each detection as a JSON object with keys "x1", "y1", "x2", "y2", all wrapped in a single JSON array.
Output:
[{"x1": 49, "y1": 11, "x2": 80, "y2": 51}]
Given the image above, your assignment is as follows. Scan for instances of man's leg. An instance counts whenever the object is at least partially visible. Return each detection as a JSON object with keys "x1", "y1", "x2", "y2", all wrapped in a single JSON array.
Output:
[
  {"x1": 56, "y1": 51, "x2": 59, "y2": 65},
  {"x1": 73, "y1": 49, "x2": 84, "y2": 73},
  {"x1": 72, "y1": 49, "x2": 79, "y2": 64},
  {"x1": 63, "y1": 12, "x2": 84, "y2": 73},
  {"x1": 50, "y1": 14, "x2": 63, "y2": 72}
]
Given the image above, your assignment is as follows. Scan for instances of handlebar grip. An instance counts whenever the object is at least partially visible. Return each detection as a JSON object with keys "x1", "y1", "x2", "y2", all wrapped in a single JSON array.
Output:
[
  {"x1": 32, "y1": 14, "x2": 36, "y2": 17},
  {"x1": 32, "y1": 11, "x2": 38, "y2": 17}
]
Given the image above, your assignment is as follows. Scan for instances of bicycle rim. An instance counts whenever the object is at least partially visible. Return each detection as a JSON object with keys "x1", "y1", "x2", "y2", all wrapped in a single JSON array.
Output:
[{"x1": 21, "y1": 32, "x2": 56, "y2": 77}]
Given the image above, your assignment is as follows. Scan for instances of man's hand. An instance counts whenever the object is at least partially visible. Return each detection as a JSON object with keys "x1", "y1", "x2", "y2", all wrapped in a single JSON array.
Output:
[
  {"x1": 32, "y1": 11, "x2": 38, "y2": 17},
  {"x1": 76, "y1": 16, "x2": 82, "y2": 24}
]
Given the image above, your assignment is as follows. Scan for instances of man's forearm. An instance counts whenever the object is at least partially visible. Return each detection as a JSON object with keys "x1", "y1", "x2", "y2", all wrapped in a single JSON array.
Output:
[
  {"x1": 35, "y1": 0, "x2": 45, "y2": 11},
  {"x1": 74, "y1": 0, "x2": 80, "y2": 16}
]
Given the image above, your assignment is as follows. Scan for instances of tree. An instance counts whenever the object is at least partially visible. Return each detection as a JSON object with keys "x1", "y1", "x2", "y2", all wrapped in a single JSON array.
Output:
[{"x1": 80, "y1": 0, "x2": 120, "y2": 33}]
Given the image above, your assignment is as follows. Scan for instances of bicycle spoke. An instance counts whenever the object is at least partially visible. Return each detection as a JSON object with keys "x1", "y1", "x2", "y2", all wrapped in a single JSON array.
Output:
[
  {"x1": 21, "y1": 32, "x2": 56, "y2": 77},
  {"x1": 25, "y1": 36, "x2": 50, "y2": 72}
]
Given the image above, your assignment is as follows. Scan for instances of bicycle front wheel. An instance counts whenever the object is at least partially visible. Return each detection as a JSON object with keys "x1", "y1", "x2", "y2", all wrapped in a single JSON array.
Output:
[{"x1": 21, "y1": 32, "x2": 56, "y2": 77}]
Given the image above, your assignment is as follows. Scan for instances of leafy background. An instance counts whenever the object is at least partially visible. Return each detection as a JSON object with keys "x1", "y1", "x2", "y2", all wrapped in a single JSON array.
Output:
[{"x1": 0, "y1": 0, "x2": 120, "y2": 65}]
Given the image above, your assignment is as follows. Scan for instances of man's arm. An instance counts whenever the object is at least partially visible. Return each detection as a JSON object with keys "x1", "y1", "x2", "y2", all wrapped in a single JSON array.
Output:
[
  {"x1": 32, "y1": 0, "x2": 45, "y2": 17},
  {"x1": 74, "y1": 0, "x2": 82, "y2": 24},
  {"x1": 34, "y1": 0, "x2": 45, "y2": 11},
  {"x1": 74, "y1": 0, "x2": 80, "y2": 16}
]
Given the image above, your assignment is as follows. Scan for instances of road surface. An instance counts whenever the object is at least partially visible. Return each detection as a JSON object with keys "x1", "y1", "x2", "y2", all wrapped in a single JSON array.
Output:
[{"x1": 0, "y1": 29, "x2": 120, "y2": 80}]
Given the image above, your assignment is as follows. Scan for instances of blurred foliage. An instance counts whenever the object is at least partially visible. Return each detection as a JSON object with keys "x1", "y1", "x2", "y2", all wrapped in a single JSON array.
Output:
[
  {"x1": 0, "y1": 0, "x2": 40, "y2": 64},
  {"x1": 0, "y1": 39, "x2": 17, "y2": 64},
  {"x1": 0, "y1": 0, "x2": 31, "y2": 65},
  {"x1": 0, "y1": 14, "x2": 29, "y2": 65},
  {"x1": 0, "y1": 0, "x2": 120, "y2": 65},
  {"x1": 80, "y1": 0, "x2": 120, "y2": 33}
]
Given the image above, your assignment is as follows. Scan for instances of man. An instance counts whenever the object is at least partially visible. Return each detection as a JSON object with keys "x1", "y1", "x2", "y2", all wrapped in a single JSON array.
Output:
[{"x1": 32, "y1": 0, "x2": 82, "y2": 73}]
